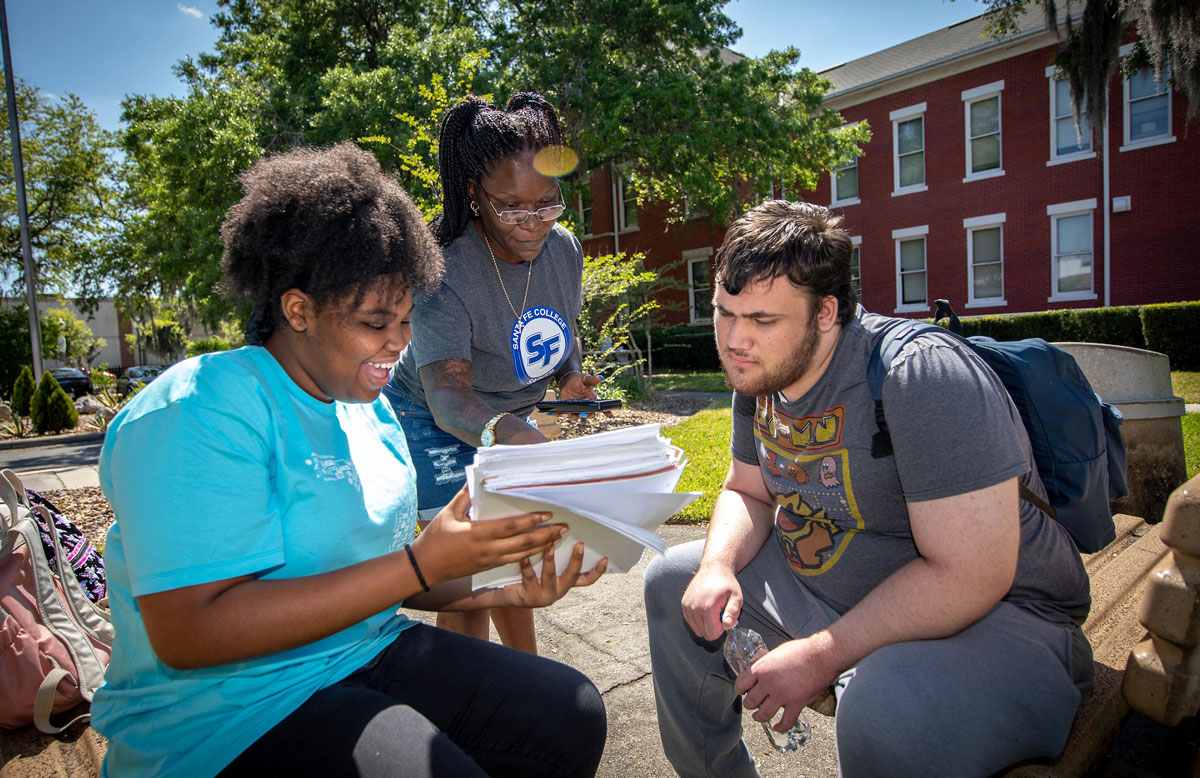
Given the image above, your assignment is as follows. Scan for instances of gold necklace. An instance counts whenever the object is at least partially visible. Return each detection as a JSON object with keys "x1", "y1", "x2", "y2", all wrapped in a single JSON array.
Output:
[{"x1": 482, "y1": 232, "x2": 533, "y2": 319}]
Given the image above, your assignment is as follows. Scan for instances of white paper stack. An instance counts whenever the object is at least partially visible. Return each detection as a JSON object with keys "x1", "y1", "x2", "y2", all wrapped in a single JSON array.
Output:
[{"x1": 466, "y1": 423, "x2": 700, "y2": 589}]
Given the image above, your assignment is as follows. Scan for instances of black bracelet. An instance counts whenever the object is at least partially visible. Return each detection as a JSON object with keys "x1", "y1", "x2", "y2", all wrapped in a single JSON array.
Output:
[{"x1": 405, "y1": 544, "x2": 430, "y2": 593}]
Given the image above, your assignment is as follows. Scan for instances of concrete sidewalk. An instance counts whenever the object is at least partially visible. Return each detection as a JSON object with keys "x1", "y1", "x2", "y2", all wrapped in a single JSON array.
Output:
[{"x1": 402, "y1": 524, "x2": 841, "y2": 778}]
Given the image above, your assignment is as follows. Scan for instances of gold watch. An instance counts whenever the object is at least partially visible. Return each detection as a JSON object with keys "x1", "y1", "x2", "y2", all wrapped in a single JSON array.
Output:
[{"x1": 480, "y1": 413, "x2": 507, "y2": 447}]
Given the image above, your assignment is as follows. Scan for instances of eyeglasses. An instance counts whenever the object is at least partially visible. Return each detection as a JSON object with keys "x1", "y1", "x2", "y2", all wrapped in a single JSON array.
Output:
[{"x1": 477, "y1": 185, "x2": 566, "y2": 225}]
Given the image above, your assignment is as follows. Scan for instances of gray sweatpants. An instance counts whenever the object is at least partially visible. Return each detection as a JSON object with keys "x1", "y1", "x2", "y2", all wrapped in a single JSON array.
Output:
[{"x1": 644, "y1": 536, "x2": 1094, "y2": 778}]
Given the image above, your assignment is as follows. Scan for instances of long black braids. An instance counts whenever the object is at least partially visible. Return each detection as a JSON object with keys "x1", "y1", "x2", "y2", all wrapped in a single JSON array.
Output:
[{"x1": 430, "y1": 91, "x2": 565, "y2": 246}]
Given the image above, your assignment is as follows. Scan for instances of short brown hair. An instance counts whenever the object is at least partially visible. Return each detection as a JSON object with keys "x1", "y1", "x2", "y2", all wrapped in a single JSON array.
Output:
[{"x1": 715, "y1": 200, "x2": 857, "y2": 325}]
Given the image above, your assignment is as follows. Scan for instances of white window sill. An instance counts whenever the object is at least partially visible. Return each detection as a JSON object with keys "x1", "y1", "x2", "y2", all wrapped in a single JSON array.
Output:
[
  {"x1": 618, "y1": 226, "x2": 640, "y2": 235},
  {"x1": 689, "y1": 316, "x2": 713, "y2": 325},
  {"x1": 965, "y1": 299, "x2": 1007, "y2": 309},
  {"x1": 1047, "y1": 293, "x2": 1098, "y2": 303},
  {"x1": 581, "y1": 231, "x2": 614, "y2": 240},
  {"x1": 894, "y1": 303, "x2": 930, "y2": 314},
  {"x1": 830, "y1": 197, "x2": 861, "y2": 208},
  {"x1": 891, "y1": 185, "x2": 928, "y2": 198},
  {"x1": 963, "y1": 168, "x2": 1005, "y2": 183},
  {"x1": 1119, "y1": 135, "x2": 1176, "y2": 152},
  {"x1": 1047, "y1": 151, "x2": 1096, "y2": 166}
]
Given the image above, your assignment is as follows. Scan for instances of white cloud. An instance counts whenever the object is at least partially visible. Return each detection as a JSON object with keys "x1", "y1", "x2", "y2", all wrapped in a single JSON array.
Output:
[{"x1": 178, "y1": 4, "x2": 203, "y2": 19}]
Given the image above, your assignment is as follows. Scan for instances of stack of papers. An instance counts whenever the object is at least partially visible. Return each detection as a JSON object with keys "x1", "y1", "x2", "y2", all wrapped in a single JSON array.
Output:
[{"x1": 466, "y1": 424, "x2": 700, "y2": 589}]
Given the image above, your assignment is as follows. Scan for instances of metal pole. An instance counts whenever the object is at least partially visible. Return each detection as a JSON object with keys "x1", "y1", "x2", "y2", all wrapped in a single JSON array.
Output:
[{"x1": 0, "y1": 0, "x2": 43, "y2": 380}]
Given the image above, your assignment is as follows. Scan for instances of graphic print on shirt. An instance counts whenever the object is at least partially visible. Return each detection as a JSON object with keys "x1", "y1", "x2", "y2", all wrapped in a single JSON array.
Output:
[
  {"x1": 511, "y1": 306, "x2": 571, "y2": 385},
  {"x1": 754, "y1": 398, "x2": 864, "y2": 577},
  {"x1": 307, "y1": 453, "x2": 361, "y2": 490}
]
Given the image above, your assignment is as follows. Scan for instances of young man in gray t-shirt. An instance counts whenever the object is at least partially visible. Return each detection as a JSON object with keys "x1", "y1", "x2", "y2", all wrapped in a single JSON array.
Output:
[{"x1": 644, "y1": 201, "x2": 1094, "y2": 778}]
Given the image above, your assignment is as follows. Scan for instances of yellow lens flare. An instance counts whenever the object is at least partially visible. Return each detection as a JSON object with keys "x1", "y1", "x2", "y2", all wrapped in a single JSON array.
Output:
[{"x1": 533, "y1": 145, "x2": 580, "y2": 178}]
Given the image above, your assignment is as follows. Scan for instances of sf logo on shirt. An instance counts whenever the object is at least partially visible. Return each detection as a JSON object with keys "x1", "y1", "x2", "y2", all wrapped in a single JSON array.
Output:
[{"x1": 511, "y1": 306, "x2": 571, "y2": 385}]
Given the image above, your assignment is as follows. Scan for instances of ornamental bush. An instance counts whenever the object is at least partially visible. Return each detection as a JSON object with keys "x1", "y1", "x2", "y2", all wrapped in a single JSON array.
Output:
[
  {"x1": 11, "y1": 365, "x2": 35, "y2": 416},
  {"x1": 30, "y1": 370, "x2": 79, "y2": 433}
]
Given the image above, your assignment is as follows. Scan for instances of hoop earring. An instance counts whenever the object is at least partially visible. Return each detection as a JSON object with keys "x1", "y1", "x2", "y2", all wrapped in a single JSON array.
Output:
[{"x1": 470, "y1": 200, "x2": 480, "y2": 216}]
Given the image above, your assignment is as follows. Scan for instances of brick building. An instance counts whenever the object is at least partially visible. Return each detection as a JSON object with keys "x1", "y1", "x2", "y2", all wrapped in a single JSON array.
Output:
[{"x1": 580, "y1": 9, "x2": 1199, "y2": 328}]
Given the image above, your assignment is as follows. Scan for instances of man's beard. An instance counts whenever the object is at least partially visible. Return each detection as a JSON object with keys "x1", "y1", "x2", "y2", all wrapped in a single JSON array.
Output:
[{"x1": 718, "y1": 312, "x2": 821, "y2": 398}]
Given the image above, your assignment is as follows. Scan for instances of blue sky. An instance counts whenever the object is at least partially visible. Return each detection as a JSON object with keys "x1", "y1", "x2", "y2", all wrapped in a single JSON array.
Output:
[{"x1": 4, "y1": 0, "x2": 992, "y2": 132}]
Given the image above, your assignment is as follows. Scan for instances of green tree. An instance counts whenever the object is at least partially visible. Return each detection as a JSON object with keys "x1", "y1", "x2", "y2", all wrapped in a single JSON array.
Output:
[
  {"x1": 977, "y1": 1, "x2": 1200, "y2": 141},
  {"x1": 0, "y1": 79, "x2": 120, "y2": 307},
  {"x1": 124, "y1": 302, "x2": 190, "y2": 365},
  {"x1": 39, "y1": 307, "x2": 106, "y2": 368},
  {"x1": 0, "y1": 307, "x2": 32, "y2": 398},
  {"x1": 10, "y1": 364, "x2": 35, "y2": 415},
  {"x1": 114, "y1": 0, "x2": 868, "y2": 319}
]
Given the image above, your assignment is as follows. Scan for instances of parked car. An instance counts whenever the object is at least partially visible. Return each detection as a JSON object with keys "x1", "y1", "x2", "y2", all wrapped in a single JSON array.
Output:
[
  {"x1": 116, "y1": 365, "x2": 164, "y2": 397},
  {"x1": 47, "y1": 367, "x2": 94, "y2": 399}
]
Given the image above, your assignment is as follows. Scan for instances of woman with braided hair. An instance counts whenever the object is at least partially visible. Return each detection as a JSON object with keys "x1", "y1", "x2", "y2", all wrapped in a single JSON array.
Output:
[{"x1": 384, "y1": 92, "x2": 604, "y2": 653}]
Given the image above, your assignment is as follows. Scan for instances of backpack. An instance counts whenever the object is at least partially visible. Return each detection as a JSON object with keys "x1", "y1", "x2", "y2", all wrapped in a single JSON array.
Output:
[
  {"x1": 5, "y1": 474, "x2": 107, "y2": 604},
  {"x1": 1, "y1": 469, "x2": 114, "y2": 733},
  {"x1": 866, "y1": 300, "x2": 1129, "y2": 553}
]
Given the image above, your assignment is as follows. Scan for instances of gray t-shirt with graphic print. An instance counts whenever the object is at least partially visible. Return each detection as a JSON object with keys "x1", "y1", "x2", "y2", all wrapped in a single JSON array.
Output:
[
  {"x1": 391, "y1": 222, "x2": 584, "y2": 418},
  {"x1": 730, "y1": 308, "x2": 1091, "y2": 626}
]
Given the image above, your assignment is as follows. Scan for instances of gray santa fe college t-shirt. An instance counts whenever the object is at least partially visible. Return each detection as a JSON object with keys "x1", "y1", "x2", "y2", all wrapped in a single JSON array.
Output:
[
  {"x1": 391, "y1": 222, "x2": 584, "y2": 418},
  {"x1": 730, "y1": 308, "x2": 1091, "y2": 626}
]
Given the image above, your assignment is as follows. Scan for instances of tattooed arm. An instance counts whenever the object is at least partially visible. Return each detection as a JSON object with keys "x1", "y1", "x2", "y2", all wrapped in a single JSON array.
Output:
[{"x1": 419, "y1": 358, "x2": 548, "y2": 447}]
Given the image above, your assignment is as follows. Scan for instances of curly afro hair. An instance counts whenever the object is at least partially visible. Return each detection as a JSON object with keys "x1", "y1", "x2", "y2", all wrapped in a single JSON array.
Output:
[{"x1": 220, "y1": 142, "x2": 444, "y2": 344}]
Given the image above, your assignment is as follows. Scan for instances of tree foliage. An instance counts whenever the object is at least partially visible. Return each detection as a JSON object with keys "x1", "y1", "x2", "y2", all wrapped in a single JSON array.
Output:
[
  {"x1": 10, "y1": 364, "x2": 34, "y2": 414},
  {"x1": 0, "y1": 79, "x2": 119, "y2": 307},
  {"x1": 124, "y1": 302, "x2": 190, "y2": 365},
  {"x1": 114, "y1": 0, "x2": 868, "y2": 320},
  {"x1": 980, "y1": 0, "x2": 1200, "y2": 139},
  {"x1": 40, "y1": 307, "x2": 106, "y2": 368},
  {"x1": 30, "y1": 370, "x2": 78, "y2": 433}
]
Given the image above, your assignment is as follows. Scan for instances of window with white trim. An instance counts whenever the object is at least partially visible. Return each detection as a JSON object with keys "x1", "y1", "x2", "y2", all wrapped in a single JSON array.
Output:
[
  {"x1": 891, "y1": 103, "x2": 927, "y2": 195},
  {"x1": 1046, "y1": 68, "x2": 1093, "y2": 163},
  {"x1": 963, "y1": 213, "x2": 1006, "y2": 306},
  {"x1": 1047, "y1": 199, "x2": 1097, "y2": 301},
  {"x1": 577, "y1": 192, "x2": 593, "y2": 236},
  {"x1": 617, "y1": 173, "x2": 638, "y2": 231},
  {"x1": 684, "y1": 248, "x2": 713, "y2": 323},
  {"x1": 962, "y1": 81, "x2": 1004, "y2": 180},
  {"x1": 892, "y1": 225, "x2": 929, "y2": 312},
  {"x1": 1124, "y1": 67, "x2": 1173, "y2": 148},
  {"x1": 831, "y1": 156, "x2": 859, "y2": 206},
  {"x1": 850, "y1": 236, "x2": 862, "y2": 299}
]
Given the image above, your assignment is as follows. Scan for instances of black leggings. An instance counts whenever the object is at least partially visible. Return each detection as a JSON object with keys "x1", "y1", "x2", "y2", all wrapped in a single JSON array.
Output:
[{"x1": 219, "y1": 623, "x2": 607, "y2": 778}]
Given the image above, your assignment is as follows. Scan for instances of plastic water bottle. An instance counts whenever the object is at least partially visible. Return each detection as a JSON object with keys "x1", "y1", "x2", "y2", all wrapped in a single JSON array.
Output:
[{"x1": 723, "y1": 624, "x2": 813, "y2": 753}]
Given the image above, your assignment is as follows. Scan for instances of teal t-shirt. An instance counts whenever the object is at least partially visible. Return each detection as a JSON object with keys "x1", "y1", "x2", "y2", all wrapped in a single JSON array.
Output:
[{"x1": 92, "y1": 346, "x2": 418, "y2": 778}]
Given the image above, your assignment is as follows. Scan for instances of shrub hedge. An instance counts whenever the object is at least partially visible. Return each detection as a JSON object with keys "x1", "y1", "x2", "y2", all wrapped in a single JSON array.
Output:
[{"x1": 637, "y1": 301, "x2": 1200, "y2": 373}]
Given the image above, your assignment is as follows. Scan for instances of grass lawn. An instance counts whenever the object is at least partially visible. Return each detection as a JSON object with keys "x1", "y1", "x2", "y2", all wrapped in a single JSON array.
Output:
[
  {"x1": 1185, "y1": 413, "x2": 1199, "y2": 480},
  {"x1": 1174, "y1": 371, "x2": 1200, "y2": 404},
  {"x1": 662, "y1": 399, "x2": 732, "y2": 524},
  {"x1": 649, "y1": 370, "x2": 727, "y2": 393}
]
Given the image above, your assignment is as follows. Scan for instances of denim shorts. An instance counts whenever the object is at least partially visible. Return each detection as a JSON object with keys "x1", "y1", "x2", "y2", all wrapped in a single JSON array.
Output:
[{"x1": 382, "y1": 383, "x2": 476, "y2": 521}]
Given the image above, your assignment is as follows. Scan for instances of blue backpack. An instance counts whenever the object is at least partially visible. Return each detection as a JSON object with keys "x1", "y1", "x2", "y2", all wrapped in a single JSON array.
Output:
[{"x1": 866, "y1": 300, "x2": 1129, "y2": 553}]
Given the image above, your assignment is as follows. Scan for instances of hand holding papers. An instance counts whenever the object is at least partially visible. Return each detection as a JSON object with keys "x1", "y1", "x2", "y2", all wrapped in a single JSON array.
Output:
[{"x1": 467, "y1": 424, "x2": 700, "y2": 589}]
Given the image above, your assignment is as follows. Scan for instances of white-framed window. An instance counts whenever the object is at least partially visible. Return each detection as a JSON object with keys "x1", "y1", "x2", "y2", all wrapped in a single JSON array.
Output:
[
  {"x1": 962, "y1": 81, "x2": 1004, "y2": 181},
  {"x1": 892, "y1": 225, "x2": 929, "y2": 313},
  {"x1": 684, "y1": 247, "x2": 713, "y2": 323},
  {"x1": 831, "y1": 156, "x2": 859, "y2": 207},
  {"x1": 963, "y1": 213, "x2": 1006, "y2": 307},
  {"x1": 891, "y1": 103, "x2": 927, "y2": 196},
  {"x1": 1047, "y1": 199, "x2": 1098, "y2": 302},
  {"x1": 849, "y1": 236, "x2": 862, "y2": 299},
  {"x1": 1120, "y1": 44, "x2": 1174, "y2": 151},
  {"x1": 617, "y1": 173, "x2": 638, "y2": 231},
  {"x1": 1046, "y1": 67, "x2": 1094, "y2": 164},
  {"x1": 576, "y1": 191, "x2": 593, "y2": 237}
]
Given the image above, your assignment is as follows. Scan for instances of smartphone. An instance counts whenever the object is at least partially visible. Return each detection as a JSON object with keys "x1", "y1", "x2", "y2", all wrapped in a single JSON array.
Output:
[{"x1": 535, "y1": 398, "x2": 623, "y2": 414}]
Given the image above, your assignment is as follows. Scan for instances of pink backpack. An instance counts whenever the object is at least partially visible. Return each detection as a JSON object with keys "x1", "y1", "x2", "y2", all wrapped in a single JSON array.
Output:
[{"x1": 1, "y1": 469, "x2": 113, "y2": 733}]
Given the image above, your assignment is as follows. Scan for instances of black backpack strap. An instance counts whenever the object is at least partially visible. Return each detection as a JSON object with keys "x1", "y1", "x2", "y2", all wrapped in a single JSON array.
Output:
[
  {"x1": 867, "y1": 319, "x2": 944, "y2": 459},
  {"x1": 1018, "y1": 481, "x2": 1057, "y2": 519}
]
